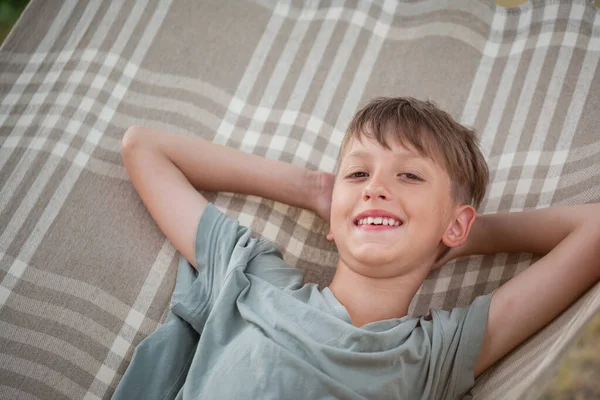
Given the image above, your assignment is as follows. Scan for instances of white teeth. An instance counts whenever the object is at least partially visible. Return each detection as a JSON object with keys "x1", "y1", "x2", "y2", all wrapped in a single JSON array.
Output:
[{"x1": 356, "y1": 216, "x2": 402, "y2": 226}]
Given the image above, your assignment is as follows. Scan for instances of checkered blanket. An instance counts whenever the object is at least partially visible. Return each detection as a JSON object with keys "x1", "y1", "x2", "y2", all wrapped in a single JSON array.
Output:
[{"x1": 1, "y1": 0, "x2": 599, "y2": 399}]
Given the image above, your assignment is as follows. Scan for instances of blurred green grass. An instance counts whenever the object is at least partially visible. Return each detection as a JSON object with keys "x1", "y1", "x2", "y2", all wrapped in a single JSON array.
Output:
[
  {"x1": 0, "y1": 0, "x2": 28, "y2": 44},
  {"x1": 539, "y1": 313, "x2": 600, "y2": 399},
  {"x1": 0, "y1": 1, "x2": 598, "y2": 399}
]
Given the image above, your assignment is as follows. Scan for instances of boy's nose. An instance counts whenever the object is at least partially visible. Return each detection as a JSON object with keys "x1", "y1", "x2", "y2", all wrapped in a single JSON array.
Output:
[{"x1": 362, "y1": 183, "x2": 390, "y2": 201}]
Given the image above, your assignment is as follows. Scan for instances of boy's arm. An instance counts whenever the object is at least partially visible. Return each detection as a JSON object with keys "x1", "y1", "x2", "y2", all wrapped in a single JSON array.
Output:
[
  {"x1": 121, "y1": 126, "x2": 327, "y2": 270},
  {"x1": 465, "y1": 204, "x2": 600, "y2": 376}
]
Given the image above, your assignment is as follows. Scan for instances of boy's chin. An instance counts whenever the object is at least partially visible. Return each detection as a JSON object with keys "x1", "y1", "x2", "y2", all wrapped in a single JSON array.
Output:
[
  {"x1": 346, "y1": 249, "x2": 402, "y2": 270},
  {"x1": 351, "y1": 242, "x2": 402, "y2": 258}
]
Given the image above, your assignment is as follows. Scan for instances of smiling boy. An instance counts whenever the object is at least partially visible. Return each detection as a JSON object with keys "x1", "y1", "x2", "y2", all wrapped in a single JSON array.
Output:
[
  {"x1": 114, "y1": 97, "x2": 600, "y2": 399},
  {"x1": 326, "y1": 99, "x2": 488, "y2": 329}
]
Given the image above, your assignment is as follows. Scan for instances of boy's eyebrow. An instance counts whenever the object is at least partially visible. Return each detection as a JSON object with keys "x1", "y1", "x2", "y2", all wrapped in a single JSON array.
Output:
[{"x1": 345, "y1": 149, "x2": 421, "y2": 160}]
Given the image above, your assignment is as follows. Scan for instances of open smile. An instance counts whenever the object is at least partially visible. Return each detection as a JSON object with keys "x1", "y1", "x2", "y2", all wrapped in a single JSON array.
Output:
[{"x1": 352, "y1": 210, "x2": 404, "y2": 231}]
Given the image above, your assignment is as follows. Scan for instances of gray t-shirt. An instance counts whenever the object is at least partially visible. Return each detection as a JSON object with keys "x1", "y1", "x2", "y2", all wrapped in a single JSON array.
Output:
[{"x1": 113, "y1": 203, "x2": 492, "y2": 400}]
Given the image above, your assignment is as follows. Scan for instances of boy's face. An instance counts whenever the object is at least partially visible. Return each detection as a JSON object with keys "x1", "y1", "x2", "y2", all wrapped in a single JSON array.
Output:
[{"x1": 329, "y1": 134, "x2": 460, "y2": 278}]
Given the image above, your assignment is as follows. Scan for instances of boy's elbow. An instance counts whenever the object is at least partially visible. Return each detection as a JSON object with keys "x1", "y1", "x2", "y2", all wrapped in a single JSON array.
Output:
[{"x1": 121, "y1": 125, "x2": 150, "y2": 155}]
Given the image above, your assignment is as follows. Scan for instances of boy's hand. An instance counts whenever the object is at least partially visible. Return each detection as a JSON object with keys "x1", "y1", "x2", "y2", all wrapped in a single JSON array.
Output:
[
  {"x1": 430, "y1": 216, "x2": 478, "y2": 269},
  {"x1": 430, "y1": 246, "x2": 464, "y2": 270},
  {"x1": 313, "y1": 171, "x2": 335, "y2": 223}
]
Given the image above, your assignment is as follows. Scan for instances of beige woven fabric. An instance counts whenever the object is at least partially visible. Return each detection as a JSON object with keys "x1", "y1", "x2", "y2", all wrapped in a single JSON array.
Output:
[{"x1": 0, "y1": 0, "x2": 598, "y2": 399}]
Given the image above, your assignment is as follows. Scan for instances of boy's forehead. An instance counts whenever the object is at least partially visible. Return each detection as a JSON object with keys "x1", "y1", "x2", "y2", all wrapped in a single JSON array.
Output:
[{"x1": 341, "y1": 135, "x2": 424, "y2": 163}]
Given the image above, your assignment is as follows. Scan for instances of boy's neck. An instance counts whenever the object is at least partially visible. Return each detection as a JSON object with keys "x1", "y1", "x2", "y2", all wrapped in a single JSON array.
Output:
[{"x1": 328, "y1": 261, "x2": 429, "y2": 327}]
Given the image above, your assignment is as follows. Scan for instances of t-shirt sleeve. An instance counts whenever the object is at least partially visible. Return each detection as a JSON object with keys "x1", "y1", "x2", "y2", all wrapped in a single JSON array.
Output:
[
  {"x1": 170, "y1": 203, "x2": 303, "y2": 330},
  {"x1": 428, "y1": 293, "x2": 493, "y2": 399}
]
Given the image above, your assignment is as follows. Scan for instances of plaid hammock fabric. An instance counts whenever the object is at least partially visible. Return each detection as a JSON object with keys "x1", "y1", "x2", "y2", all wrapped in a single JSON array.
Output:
[{"x1": 0, "y1": 0, "x2": 598, "y2": 398}]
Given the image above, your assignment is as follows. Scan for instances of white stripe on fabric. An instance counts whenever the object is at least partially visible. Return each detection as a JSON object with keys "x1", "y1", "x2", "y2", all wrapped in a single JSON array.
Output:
[
  {"x1": 504, "y1": 4, "x2": 589, "y2": 211},
  {"x1": 487, "y1": 144, "x2": 600, "y2": 170},
  {"x1": 4, "y1": 23, "x2": 590, "y2": 79},
  {"x1": 485, "y1": 167, "x2": 600, "y2": 206},
  {"x1": 2, "y1": 57, "x2": 349, "y2": 148},
  {"x1": 0, "y1": 0, "x2": 129, "y2": 284},
  {"x1": 0, "y1": 3, "x2": 126, "y2": 228},
  {"x1": 243, "y1": 2, "x2": 315, "y2": 154},
  {"x1": 214, "y1": 1, "x2": 291, "y2": 146},
  {"x1": 264, "y1": 0, "x2": 344, "y2": 161},
  {"x1": 6, "y1": 10, "x2": 591, "y2": 71},
  {"x1": 89, "y1": 239, "x2": 176, "y2": 399},
  {"x1": 0, "y1": 322, "x2": 108, "y2": 379},
  {"x1": 311, "y1": 0, "x2": 373, "y2": 134},
  {"x1": 0, "y1": 138, "x2": 129, "y2": 181},
  {"x1": 0, "y1": 353, "x2": 93, "y2": 400},
  {"x1": 536, "y1": 13, "x2": 600, "y2": 207},
  {"x1": 0, "y1": 3, "x2": 105, "y2": 294},
  {"x1": 0, "y1": 0, "x2": 98, "y2": 172},
  {"x1": 255, "y1": 0, "x2": 493, "y2": 22},
  {"x1": 1, "y1": 83, "x2": 344, "y2": 167},
  {"x1": 254, "y1": 2, "x2": 512, "y2": 56},
  {"x1": 3, "y1": 290, "x2": 122, "y2": 350},
  {"x1": 481, "y1": 320, "x2": 563, "y2": 396},
  {"x1": 0, "y1": 0, "x2": 77, "y2": 113},
  {"x1": 479, "y1": 4, "x2": 533, "y2": 159},
  {"x1": 460, "y1": 5, "x2": 507, "y2": 127},
  {"x1": 334, "y1": 0, "x2": 398, "y2": 147},
  {"x1": 481, "y1": 4, "x2": 558, "y2": 211},
  {"x1": 432, "y1": 276, "x2": 452, "y2": 294},
  {"x1": 213, "y1": 1, "x2": 292, "y2": 231},
  {"x1": 558, "y1": 181, "x2": 600, "y2": 206},
  {"x1": 0, "y1": 252, "x2": 162, "y2": 334}
]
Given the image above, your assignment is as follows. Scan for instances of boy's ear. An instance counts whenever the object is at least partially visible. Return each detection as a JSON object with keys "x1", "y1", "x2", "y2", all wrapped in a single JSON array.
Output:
[
  {"x1": 326, "y1": 229, "x2": 334, "y2": 241},
  {"x1": 442, "y1": 205, "x2": 477, "y2": 248}
]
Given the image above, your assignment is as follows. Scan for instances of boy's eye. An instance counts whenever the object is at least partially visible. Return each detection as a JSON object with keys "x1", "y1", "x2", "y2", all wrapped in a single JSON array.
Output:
[
  {"x1": 400, "y1": 173, "x2": 422, "y2": 181},
  {"x1": 347, "y1": 171, "x2": 368, "y2": 179}
]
